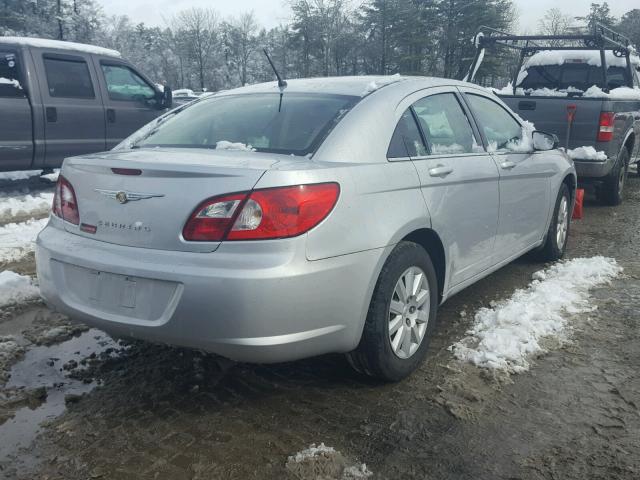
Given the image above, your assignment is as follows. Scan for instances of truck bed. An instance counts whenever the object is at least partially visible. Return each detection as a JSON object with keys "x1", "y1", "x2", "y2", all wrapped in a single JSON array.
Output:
[{"x1": 499, "y1": 95, "x2": 604, "y2": 150}]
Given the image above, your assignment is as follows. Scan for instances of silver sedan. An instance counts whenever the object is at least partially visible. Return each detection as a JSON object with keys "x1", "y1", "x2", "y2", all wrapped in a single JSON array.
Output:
[{"x1": 36, "y1": 76, "x2": 576, "y2": 380}]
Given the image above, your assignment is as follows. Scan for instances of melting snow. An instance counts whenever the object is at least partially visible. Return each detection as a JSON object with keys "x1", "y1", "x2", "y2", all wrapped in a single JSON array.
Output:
[
  {"x1": 289, "y1": 443, "x2": 336, "y2": 463},
  {"x1": 0, "y1": 218, "x2": 48, "y2": 263},
  {"x1": 450, "y1": 257, "x2": 622, "y2": 373},
  {"x1": 0, "y1": 192, "x2": 53, "y2": 219},
  {"x1": 215, "y1": 141, "x2": 256, "y2": 152},
  {"x1": 362, "y1": 73, "x2": 403, "y2": 96},
  {"x1": 566, "y1": 146, "x2": 607, "y2": 161},
  {"x1": 0, "y1": 271, "x2": 40, "y2": 307},
  {"x1": 0, "y1": 77, "x2": 21, "y2": 89}
]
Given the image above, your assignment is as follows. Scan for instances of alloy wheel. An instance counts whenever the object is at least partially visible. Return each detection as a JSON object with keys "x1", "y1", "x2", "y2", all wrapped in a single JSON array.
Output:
[{"x1": 388, "y1": 266, "x2": 430, "y2": 359}]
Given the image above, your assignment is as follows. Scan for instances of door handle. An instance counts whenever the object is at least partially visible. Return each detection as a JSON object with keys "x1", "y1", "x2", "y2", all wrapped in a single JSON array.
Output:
[
  {"x1": 46, "y1": 106, "x2": 57, "y2": 123},
  {"x1": 500, "y1": 160, "x2": 516, "y2": 170},
  {"x1": 428, "y1": 164, "x2": 454, "y2": 177},
  {"x1": 107, "y1": 108, "x2": 116, "y2": 123}
]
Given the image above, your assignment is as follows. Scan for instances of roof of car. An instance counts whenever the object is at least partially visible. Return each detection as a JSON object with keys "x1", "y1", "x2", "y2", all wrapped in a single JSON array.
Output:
[
  {"x1": 216, "y1": 75, "x2": 469, "y2": 98},
  {"x1": 0, "y1": 36, "x2": 121, "y2": 58}
]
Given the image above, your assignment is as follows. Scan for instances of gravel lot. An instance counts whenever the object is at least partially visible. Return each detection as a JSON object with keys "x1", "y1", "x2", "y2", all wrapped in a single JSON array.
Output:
[{"x1": 0, "y1": 172, "x2": 638, "y2": 480}]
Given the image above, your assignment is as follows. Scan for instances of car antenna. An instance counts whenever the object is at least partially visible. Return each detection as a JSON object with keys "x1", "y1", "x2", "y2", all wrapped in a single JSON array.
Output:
[{"x1": 263, "y1": 48, "x2": 287, "y2": 111}]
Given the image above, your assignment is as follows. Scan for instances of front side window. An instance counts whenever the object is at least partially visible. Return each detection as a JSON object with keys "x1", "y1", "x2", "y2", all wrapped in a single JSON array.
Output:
[
  {"x1": 43, "y1": 56, "x2": 94, "y2": 98},
  {"x1": 135, "y1": 93, "x2": 358, "y2": 156},
  {"x1": 387, "y1": 109, "x2": 426, "y2": 158},
  {"x1": 412, "y1": 93, "x2": 479, "y2": 155},
  {"x1": 466, "y1": 94, "x2": 522, "y2": 151},
  {"x1": 0, "y1": 52, "x2": 24, "y2": 98},
  {"x1": 101, "y1": 64, "x2": 155, "y2": 102}
]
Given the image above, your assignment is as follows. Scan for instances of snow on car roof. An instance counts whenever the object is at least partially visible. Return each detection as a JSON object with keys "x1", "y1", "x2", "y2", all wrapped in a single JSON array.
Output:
[
  {"x1": 524, "y1": 49, "x2": 640, "y2": 69},
  {"x1": 0, "y1": 37, "x2": 121, "y2": 58}
]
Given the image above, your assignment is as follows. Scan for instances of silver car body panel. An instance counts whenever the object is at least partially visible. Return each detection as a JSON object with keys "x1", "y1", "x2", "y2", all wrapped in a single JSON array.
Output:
[{"x1": 36, "y1": 76, "x2": 576, "y2": 363}]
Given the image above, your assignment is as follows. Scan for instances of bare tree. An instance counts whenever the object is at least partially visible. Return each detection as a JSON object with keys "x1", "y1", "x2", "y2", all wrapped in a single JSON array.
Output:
[
  {"x1": 538, "y1": 8, "x2": 573, "y2": 44},
  {"x1": 172, "y1": 7, "x2": 219, "y2": 90},
  {"x1": 226, "y1": 12, "x2": 258, "y2": 86}
]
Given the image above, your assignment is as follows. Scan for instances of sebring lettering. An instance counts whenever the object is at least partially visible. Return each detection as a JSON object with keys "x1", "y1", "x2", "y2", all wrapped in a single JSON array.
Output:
[{"x1": 97, "y1": 220, "x2": 151, "y2": 233}]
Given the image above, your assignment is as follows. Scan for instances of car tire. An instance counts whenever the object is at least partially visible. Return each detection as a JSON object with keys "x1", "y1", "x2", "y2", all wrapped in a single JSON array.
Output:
[
  {"x1": 538, "y1": 183, "x2": 571, "y2": 262},
  {"x1": 346, "y1": 241, "x2": 438, "y2": 381},
  {"x1": 600, "y1": 148, "x2": 629, "y2": 206}
]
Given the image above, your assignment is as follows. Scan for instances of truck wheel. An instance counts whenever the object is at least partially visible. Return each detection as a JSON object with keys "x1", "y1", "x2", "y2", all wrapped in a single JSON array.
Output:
[
  {"x1": 346, "y1": 241, "x2": 438, "y2": 381},
  {"x1": 538, "y1": 183, "x2": 571, "y2": 262},
  {"x1": 600, "y1": 149, "x2": 629, "y2": 206}
]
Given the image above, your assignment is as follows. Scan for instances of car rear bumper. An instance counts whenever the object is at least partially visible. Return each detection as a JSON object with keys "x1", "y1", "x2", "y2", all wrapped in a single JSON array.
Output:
[
  {"x1": 574, "y1": 157, "x2": 614, "y2": 179},
  {"x1": 36, "y1": 223, "x2": 387, "y2": 363}
]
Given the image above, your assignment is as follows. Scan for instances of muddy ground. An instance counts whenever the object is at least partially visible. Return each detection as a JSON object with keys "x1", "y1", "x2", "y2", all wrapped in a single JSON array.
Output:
[{"x1": 0, "y1": 175, "x2": 639, "y2": 480}]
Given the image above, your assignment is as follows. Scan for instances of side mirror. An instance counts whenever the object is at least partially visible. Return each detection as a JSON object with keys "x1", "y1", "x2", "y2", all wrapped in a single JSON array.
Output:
[
  {"x1": 156, "y1": 85, "x2": 172, "y2": 110},
  {"x1": 532, "y1": 131, "x2": 559, "y2": 151}
]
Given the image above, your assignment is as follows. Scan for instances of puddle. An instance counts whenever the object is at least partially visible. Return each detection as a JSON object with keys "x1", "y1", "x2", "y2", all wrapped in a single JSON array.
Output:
[{"x1": 0, "y1": 329, "x2": 119, "y2": 462}]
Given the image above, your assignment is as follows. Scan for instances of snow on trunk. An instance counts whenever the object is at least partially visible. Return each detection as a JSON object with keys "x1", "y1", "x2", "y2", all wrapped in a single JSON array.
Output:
[
  {"x1": 450, "y1": 257, "x2": 622, "y2": 373},
  {"x1": 0, "y1": 271, "x2": 40, "y2": 307}
]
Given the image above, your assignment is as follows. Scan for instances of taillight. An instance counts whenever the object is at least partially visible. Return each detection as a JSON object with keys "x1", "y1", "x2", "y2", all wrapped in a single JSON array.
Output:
[
  {"x1": 182, "y1": 183, "x2": 340, "y2": 242},
  {"x1": 597, "y1": 112, "x2": 615, "y2": 142},
  {"x1": 52, "y1": 175, "x2": 80, "y2": 225}
]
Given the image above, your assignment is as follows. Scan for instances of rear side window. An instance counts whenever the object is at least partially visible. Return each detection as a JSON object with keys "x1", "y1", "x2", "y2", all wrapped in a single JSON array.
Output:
[
  {"x1": 387, "y1": 109, "x2": 426, "y2": 158},
  {"x1": 0, "y1": 52, "x2": 24, "y2": 98},
  {"x1": 412, "y1": 93, "x2": 479, "y2": 155},
  {"x1": 43, "y1": 56, "x2": 94, "y2": 98},
  {"x1": 101, "y1": 64, "x2": 155, "y2": 102},
  {"x1": 135, "y1": 93, "x2": 358, "y2": 156},
  {"x1": 466, "y1": 94, "x2": 522, "y2": 151},
  {"x1": 519, "y1": 64, "x2": 631, "y2": 91}
]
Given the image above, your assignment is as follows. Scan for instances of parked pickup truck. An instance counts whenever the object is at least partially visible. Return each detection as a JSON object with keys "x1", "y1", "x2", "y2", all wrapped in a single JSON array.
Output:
[
  {"x1": 0, "y1": 37, "x2": 172, "y2": 172},
  {"x1": 498, "y1": 51, "x2": 640, "y2": 205},
  {"x1": 466, "y1": 25, "x2": 640, "y2": 205}
]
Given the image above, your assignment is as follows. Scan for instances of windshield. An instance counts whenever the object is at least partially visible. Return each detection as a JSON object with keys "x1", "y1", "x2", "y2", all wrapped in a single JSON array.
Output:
[
  {"x1": 519, "y1": 63, "x2": 631, "y2": 92},
  {"x1": 134, "y1": 93, "x2": 358, "y2": 155}
]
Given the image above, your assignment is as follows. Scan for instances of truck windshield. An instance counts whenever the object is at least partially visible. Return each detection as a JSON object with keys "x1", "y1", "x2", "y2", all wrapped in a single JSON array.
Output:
[
  {"x1": 519, "y1": 64, "x2": 631, "y2": 92},
  {"x1": 135, "y1": 93, "x2": 358, "y2": 156}
]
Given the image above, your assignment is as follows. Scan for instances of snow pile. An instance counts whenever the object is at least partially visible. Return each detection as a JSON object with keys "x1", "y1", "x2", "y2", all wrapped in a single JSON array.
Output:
[
  {"x1": 215, "y1": 141, "x2": 256, "y2": 152},
  {"x1": 0, "y1": 271, "x2": 40, "y2": 307},
  {"x1": 450, "y1": 257, "x2": 622, "y2": 373},
  {"x1": 566, "y1": 146, "x2": 607, "y2": 161},
  {"x1": 286, "y1": 443, "x2": 372, "y2": 479},
  {"x1": 289, "y1": 443, "x2": 336, "y2": 463},
  {"x1": 0, "y1": 192, "x2": 54, "y2": 219},
  {"x1": 362, "y1": 73, "x2": 403, "y2": 95},
  {"x1": 0, "y1": 170, "x2": 42, "y2": 182},
  {"x1": 0, "y1": 336, "x2": 22, "y2": 363},
  {"x1": 583, "y1": 85, "x2": 640, "y2": 100},
  {"x1": 487, "y1": 120, "x2": 536, "y2": 153},
  {"x1": 0, "y1": 217, "x2": 48, "y2": 263},
  {"x1": 431, "y1": 143, "x2": 465, "y2": 155}
]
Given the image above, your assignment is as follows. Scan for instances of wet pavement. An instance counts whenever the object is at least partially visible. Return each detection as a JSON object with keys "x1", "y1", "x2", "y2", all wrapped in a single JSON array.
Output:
[{"x1": 0, "y1": 175, "x2": 639, "y2": 479}]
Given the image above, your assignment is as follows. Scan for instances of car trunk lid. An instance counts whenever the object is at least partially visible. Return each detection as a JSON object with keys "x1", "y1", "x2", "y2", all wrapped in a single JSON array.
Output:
[{"x1": 60, "y1": 148, "x2": 280, "y2": 252}]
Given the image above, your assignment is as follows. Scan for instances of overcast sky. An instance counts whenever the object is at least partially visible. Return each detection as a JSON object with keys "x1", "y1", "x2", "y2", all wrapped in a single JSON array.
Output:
[{"x1": 96, "y1": 0, "x2": 638, "y2": 32}]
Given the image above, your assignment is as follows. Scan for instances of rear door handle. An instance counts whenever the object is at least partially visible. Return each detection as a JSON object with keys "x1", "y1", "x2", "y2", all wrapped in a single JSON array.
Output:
[
  {"x1": 500, "y1": 160, "x2": 516, "y2": 170},
  {"x1": 46, "y1": 106, "x2": 57, "y2": 123},
  {"x1": 107, "y1": 108, "x2": 116, "y2": 123},
  {"x1": 428, "y1": 165, "x2": 454, "y2": 177}
]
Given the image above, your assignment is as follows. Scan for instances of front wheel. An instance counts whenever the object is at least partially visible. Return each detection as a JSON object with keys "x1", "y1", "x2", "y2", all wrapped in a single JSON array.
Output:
[
  {"x1": 347, "y1": 241, "x2": 438, "y2": 381},
  {"x1": 538, "y1": 183, "x2": 571, "y2": 262}
]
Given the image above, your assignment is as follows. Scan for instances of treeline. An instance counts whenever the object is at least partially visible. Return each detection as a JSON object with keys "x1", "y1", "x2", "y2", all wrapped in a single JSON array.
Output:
[{"x1": 1, "y1": 1, "x2": 638, "y2": 91}]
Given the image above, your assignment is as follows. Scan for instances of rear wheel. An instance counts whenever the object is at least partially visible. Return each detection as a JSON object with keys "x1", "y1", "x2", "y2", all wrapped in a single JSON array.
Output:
[
  {"x1": 538, "y1": 183, "x2": 571, "y2": 262},
  {"x1": 347, "y1": 241, "x2": 438, "y2": 381},
  {"x1": 600, "y1": 149, "x2": 629, "y2": 206}
]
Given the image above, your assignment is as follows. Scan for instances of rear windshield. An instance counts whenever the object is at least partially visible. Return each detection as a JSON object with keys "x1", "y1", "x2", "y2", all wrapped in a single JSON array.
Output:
[
  {"x1": 519, "y1": 63, "x2": 631, "y2": 92},
  {"x1": 135, "y1": 93, "x2": 358, "y2": 155}
]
